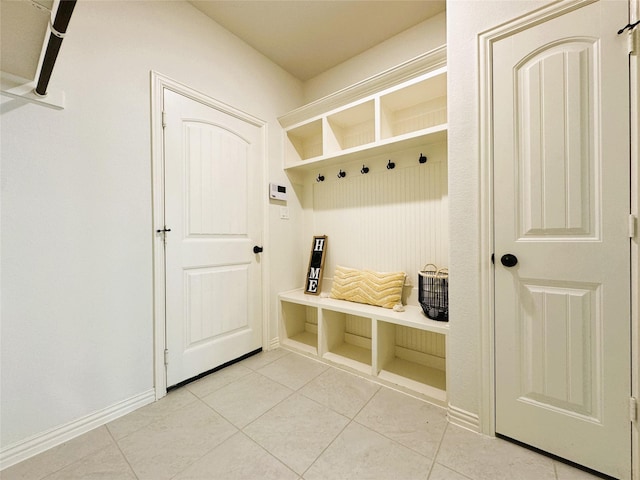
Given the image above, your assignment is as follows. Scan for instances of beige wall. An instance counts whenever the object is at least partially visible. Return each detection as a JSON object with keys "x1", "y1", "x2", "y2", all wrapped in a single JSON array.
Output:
[
  {"x1": 303, "y1": 12, "x2": 446, "y2": 103},
  {"x1": 0, "y1": 0, "x2": 302, "y2": 455}
]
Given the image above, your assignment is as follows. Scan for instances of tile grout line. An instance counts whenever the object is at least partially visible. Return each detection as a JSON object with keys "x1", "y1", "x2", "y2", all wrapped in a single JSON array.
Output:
[
  {"x1": 33, "y1": 427, "x2": 124, "y2": 480},
  {"x1": 170, "y1": 351, "x2": 343, "y2": 479},
  {"x1": 299, "y1": 376, "x2": 391, "y2": 479},
  {"x1": 424, "y1": 419, "x2": 450, "y2": 479},
  {"x1": 190, "y1": 351, "x2": 299, "y2": 433},
  {"x1": 240, "y1": 389, "x2": 352, "y2": 477},
  {"x1": 105, "y1": 424, "x2": 140, "y2": 480},
  {"x1": 242, "y1": 354, "x2": 363, "y2": 478},
  {"x1": 299, "y1": 412, "x2": 354, "y2": 479},
  {"x1": 237, "y1": 429, "x2": 300, "y2": 478},
  {"x1": 348, "y1": 384, "x2": 447, "y2": 463},
  {"x1": 33, "y1": 426, "x2": 136, "y2": 480},
  {"x1": 163, "y1": 396, "x2": 241, "y2": 480}
]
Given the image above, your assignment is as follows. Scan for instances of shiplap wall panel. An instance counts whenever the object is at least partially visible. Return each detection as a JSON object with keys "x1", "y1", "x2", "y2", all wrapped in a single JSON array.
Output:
[
  {"x1": 306, "y1": 306, "x2": 318, "y2": 325},
  {"x1": 345, "y1": 315, "x2": 372, "y2": 339},
  {"x1": 396, "y1": 326, "x2": 446, "y2": 359},
  {"x1": 312, "y1": 155, "x2": 448, "y2": 291},
  {"x1": 308, "y1": 144, "x2": 447, "y2": 359}
]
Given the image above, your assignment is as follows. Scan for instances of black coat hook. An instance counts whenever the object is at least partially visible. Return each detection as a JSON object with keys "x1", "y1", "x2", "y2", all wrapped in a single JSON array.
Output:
[
  {"x1": 419, "y1": 153, "x2": 427, "y2": 164},
  {"x1": 361, "y1": 164, "x2": 369, "y2": 174},
  {"x1": 386, "y1": 159, "x2": 395, "y2": 170},
  {"x1": 316, "y1": 174, "x2": 325, "y2": 182},
  {"x1": 337, "y1": 169, "x2": 346, "y2": 178}
]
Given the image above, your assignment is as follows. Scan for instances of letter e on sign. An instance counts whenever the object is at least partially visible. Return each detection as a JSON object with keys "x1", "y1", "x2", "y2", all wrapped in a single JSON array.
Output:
[{"x1": 305, "y1": 236, "x2": 327, "y2": 295}]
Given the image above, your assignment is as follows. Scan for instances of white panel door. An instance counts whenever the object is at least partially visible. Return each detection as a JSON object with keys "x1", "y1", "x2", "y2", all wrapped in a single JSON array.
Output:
[
  {"x1": 493, "y1": 1, "x2": 631, "y2": 478},
  {"x1": 163, "y1": 89, "x2": 263, "y2": 387}
]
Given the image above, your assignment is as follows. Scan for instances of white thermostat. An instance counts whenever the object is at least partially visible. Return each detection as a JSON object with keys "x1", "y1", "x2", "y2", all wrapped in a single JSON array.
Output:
[{"x1": 269, "y1": 183, "x2": 287, "y2": 201}]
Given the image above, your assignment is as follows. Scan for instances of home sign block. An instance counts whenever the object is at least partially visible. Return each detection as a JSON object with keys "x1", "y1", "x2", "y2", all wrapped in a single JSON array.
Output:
[{"x1": 305, "y1": 235, "x2": 327, "y2": 295}]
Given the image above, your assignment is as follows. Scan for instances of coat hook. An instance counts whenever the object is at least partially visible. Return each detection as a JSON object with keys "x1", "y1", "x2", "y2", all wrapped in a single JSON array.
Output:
[
  {"x1": 316, "y1": 174, "x2": 325, "y2": 182},
  {"x1": 386, "y1": 159, "x2": 395, "y2": 170},
  {"x1": 419, "y1": 153, "x2": 427, "y2": 164},
  {"x1": 337, "y1": 169, "x2": 346, "y2": 178},
  {"x1": 361, "y1": 164, "x2": 369, "y2": 174}
]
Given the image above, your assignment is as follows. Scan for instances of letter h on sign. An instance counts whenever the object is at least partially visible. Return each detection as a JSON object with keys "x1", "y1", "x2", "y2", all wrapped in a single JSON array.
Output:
[{"x1": 305, "y1": 235, "x2": 327, "y2": 295}]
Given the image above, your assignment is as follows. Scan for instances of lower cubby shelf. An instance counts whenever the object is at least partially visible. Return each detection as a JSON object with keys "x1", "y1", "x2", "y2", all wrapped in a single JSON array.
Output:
[
  {"x1": 280, "y1": 300, "x2": 318, "y2": 355},
  {"x1": 278, "y1": 289, "x2": 448, "y2": 403},
  {"x1": 376, "y1": 321, "x2": 446, "y2": 401},
  {"x1": 322, "y1": 310, "x2": 372, "y2": 375}
]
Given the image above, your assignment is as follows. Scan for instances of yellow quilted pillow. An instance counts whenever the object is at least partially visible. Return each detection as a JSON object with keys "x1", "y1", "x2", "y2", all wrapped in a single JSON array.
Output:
[{"x1": 330, "y1": 265, "x2": 406, "y2": 309}]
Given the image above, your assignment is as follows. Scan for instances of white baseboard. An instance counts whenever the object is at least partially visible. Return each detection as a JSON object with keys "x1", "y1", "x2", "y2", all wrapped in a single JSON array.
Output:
[
  {"x1": 447, "y1": 404, "x2": 481, "y2": 433},
  {"x1": 268, "y1": 336, "x2": 280, "y2": 350},
  {"x1": 0, "y1": 388, "x2": 155, "y2": 470}
]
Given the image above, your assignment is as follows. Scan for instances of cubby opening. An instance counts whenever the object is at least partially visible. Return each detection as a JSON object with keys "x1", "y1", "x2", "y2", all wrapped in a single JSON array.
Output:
[
  {"x1": 376, "y1": 322, "x2": 446, "y2": 401},
  {"x1": 280, "y1": 301, "x2": 318, "y2": 355},
  {"x1": 321, "y1": 311, "x2": 372, "y2": 374},
  {"x1": 380, "y1": 72, "x2": 447, "y2": 139},
  {"x1": 325, "y1": 100, "x2": 375, "y2": 153},
  {"x1": 286, "y1": 119, "x2": 323, "y2": 161}
]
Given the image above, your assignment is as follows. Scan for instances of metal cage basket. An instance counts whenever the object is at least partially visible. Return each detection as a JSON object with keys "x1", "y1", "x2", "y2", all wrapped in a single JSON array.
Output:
[{"x1": 418, "y1": 264, "x2": 449, "y2": 322}]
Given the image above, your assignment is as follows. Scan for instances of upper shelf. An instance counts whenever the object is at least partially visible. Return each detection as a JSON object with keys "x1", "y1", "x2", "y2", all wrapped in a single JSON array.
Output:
[
  {"x1": 279, "y1": 46, "x2": 447, "y2": 175},
  {"x1": 284, "y1": 124, "x2": 447, "y2": 173}
]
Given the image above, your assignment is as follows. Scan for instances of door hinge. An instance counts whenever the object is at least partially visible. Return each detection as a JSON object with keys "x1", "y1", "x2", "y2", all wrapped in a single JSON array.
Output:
[
  {"x1": 631, "y1": 397, "x2": 638, "y2": 423},
  {"x1": 156, "y1": 226, "x2": 171, "y2": 245},
  {"x1": 629, "y1": 214, "x2": 637, "y2": 239},
  {"x1": 619, "y1": 20, "x2": 640, "y2": 55},
  {"x1": 629, "y1": 26, "x2": 639, "y2": 56},
  {"x1": 164, "y1": 348, "x2": 169, "y2": 366},
  {"x1": 162, "y1": 111, "x2": 167, "y2": 129}
]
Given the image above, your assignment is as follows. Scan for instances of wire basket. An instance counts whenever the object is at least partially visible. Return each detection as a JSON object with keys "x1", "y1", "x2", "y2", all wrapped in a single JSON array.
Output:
[{"x1": 418, "y1": 264, "x2": 449, "y2": 322}]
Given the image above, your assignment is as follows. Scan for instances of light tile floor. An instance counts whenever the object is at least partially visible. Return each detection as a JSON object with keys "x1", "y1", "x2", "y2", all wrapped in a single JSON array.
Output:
[{"x1": 2, "y1": 349, "x2": 604, "y2": 480}]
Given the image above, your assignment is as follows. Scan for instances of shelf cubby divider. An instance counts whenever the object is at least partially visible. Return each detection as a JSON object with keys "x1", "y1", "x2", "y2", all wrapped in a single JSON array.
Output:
[
  {"x1": 280, "y1": 300, "x2": 318, "y2": 355},
  {"x1": 325, "y1": 100, "x2": 375, "y2": 155},
  {"x1": 379, "y1": 70, "x2": 447, "y2": 140},
  {"x1": 285, "y1": 118, "x2": 323, "y2": 164},
  {"x1": 320, "y1": 309, "x2": 372, "y2": 375},
  {"x1": 376, "y1": 322, "x2": 446, "y2": 402}
]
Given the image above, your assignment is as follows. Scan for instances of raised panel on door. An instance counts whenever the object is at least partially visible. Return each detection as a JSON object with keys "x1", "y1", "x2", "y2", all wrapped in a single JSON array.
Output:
[
  {"x1": 185, "y1": 266, "x2": 250, "y2": 346},
  {"x1": 516, "y1": 41, "x2": 596, "y2": 238},
  {"x1": 185, "y1": 122, "x2": 249, "y2": 236},
  {"x1": 517, "y1": 280, "x2": 600, "y2": 419}
]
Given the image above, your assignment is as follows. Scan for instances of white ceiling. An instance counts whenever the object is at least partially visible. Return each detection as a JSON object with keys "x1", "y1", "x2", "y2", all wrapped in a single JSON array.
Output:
[
  {"x1": 0, "y1": 0, "x2": 445, "y2": 84},
  {"x1": 189, "y1": 0, "x2": 446, "y2": 81}
]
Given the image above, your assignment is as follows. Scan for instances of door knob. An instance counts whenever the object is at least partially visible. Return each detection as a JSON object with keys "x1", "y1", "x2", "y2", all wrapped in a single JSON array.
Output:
[
  {"x1": 253, "y1": 246, "x2": 264, "y2": 254},
  {"x1": 500, "y1": 254, "x2": 518, "y2": 267}
]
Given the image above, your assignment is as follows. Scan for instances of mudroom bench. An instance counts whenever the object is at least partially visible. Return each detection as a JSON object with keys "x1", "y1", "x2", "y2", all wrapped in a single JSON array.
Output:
[{"x1": 278, "y1": 288, "x2": 448, "y2": 403}]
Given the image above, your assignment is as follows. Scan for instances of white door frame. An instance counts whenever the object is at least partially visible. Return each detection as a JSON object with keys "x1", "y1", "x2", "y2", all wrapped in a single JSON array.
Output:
[
  {"x1": 150, "y1": 71, "x2": 269, "y2": 399},
  {"x1": 478, "y1": 0, "x2": 637, "y2": 476},
  {"x1": 630, "y1": 2, "x2": 639, "y2": 478}
]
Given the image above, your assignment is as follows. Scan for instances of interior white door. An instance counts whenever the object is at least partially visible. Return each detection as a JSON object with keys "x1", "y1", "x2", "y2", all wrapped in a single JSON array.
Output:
[
  {"x1": 163, "y1": 89, "x2": 264, "y2": 387},
  {"x1": 493, "y1": 1, "x2": 631, "y2": 478}
]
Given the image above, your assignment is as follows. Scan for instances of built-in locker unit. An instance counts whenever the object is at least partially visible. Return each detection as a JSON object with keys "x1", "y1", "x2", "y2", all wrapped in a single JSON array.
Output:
[{"x1": 278, "y1": 46, "x2": 449, "y2": 404}]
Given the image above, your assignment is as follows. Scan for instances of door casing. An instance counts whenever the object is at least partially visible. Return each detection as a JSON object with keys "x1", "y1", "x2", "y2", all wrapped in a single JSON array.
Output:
[
  {"x1": 150, "y1": 71, "x2": 270, "y2": 399},
  {"x1": 478, "y1": 0, "x2": 637, "y2": 476}
]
